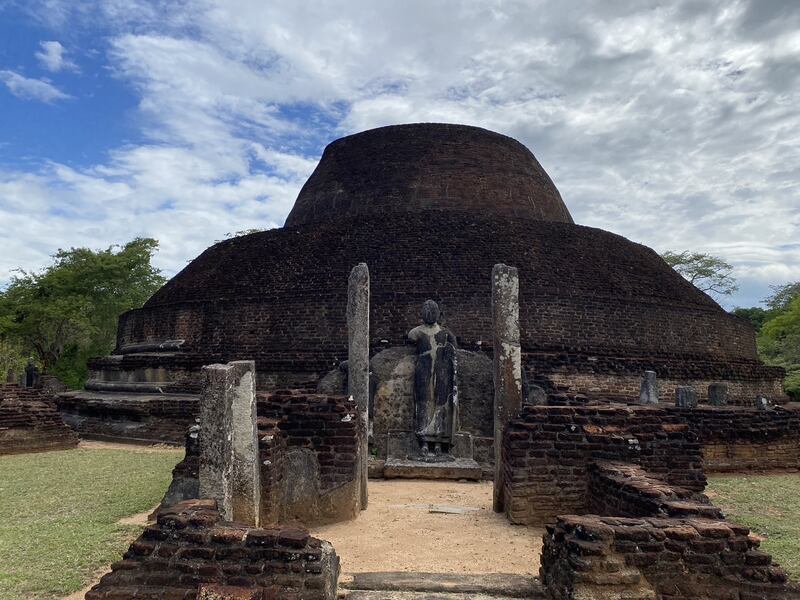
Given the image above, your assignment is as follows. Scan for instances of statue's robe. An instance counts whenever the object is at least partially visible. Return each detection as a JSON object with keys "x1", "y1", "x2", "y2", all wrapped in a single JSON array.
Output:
[{"x1": 408, "y1": 323, "x2": 457, "y2": 446}]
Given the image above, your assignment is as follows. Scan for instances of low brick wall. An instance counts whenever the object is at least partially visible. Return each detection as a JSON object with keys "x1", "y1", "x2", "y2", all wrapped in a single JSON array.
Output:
[
  {"x1": 541, "y1": 514, "x2": 798, "y2": 600},
  {"x1": 0, "y1": 384, "x2": 78, "y2": 454},
  {"x1": 257, "y1": 390, "x2": 360, "y2": 525},
  {"x1": 501, "y1": 405, "x2": 706, "y2": 525},
  {"x1": 86, "y1": 499, "x2": 339, "y2": 600},
  {"x1": 668, "y1": 405, "x2": 800, "y2": 472},
  {"x1": 161, "y1": 390, "x2": 360, "y2": 527},
  {"x1": 58, "y1": 391, "x2": 197, "y2": 444},
  {"x1": 587, "y1": 461, "x2": 722, "y2": 520}
]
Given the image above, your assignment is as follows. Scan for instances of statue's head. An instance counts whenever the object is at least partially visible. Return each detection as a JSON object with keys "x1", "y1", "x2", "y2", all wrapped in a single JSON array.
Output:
[{"x1": 421, "y1": 300, "x2": 440, "y2": 325}]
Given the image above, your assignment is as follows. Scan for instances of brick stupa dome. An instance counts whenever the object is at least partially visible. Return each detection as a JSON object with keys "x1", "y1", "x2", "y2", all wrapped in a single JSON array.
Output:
[
  {"x1": 285, "y1": 124, "x2": 573, "y2": 226},
  {"x1": 96, "y1": 123, "x2": 783, "y2": 408}
]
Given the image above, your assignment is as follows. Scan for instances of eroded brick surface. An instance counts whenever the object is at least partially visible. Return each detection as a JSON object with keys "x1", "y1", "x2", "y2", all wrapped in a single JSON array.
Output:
[
  {"x1": 86, "y1": 500, "x2": 339, "y2": 600},
  {"x1": 0, "y1": 384, "x2": 78, "y2": 454},
  {"x1": 541, "y1": 515, "x2": 798, "y2": 600}
]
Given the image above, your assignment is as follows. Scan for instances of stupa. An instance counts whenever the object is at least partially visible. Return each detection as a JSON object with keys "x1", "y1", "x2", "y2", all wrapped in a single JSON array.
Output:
[{"x1": 59, "y1": 123, "x2": 785, "y2": 443}]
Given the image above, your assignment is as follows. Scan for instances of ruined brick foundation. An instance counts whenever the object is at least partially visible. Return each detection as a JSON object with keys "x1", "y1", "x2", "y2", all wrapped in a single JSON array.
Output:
[
  {"x1": 86, "y1": 499, "x2": 339, "y2": 600},
  {"x1": 162, "y1": 390, "x2": 360, "y2": 527},
  {"x1": 541, "y1": 515, "x2": 798, "y2": 599},
  {"x1": 0, "y1": 383, "x2": 78, "y2": 454}
]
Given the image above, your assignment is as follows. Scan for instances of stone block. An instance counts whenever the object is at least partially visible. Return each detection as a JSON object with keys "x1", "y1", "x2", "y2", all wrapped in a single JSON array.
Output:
[
  {"x1": 708, "y1": 382, "x2": 728, "y2": 406},
  {"x1": 675, "y1": 386, "x2": 697, "y2": 408},
  {"x1": 639, "y1": 371, "x2": 658, "y2": 404},
  {"x1": 198, "y1": 361, "x2": 260, "y2": 526}
]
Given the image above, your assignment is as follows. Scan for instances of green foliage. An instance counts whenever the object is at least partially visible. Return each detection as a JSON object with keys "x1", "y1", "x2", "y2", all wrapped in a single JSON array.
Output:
[
  {"x1": 730, "y1": 306, "x2": 770, "y2": 332},
  {"x1": 764, "y1": 282, "x2": 800, "y2": 313},
  {"x1": 0, "y1": 338, "x2": 27, "y2": 380},
  {"x1": 759, "y1": 291, "x2": 800, "y2": 400},
  {"x1": 0, "y1": 447, "x2": 180, "y2": 599},
  {"x1": 661, "y1": 250, "x2": 738, "y2": 299},
  {"x1": 0, "y1": 238, "x2": 166, "y2": 388}
]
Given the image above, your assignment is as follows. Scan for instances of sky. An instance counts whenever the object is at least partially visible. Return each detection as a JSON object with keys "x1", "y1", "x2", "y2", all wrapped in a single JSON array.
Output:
[{"x1": 0, "y1": 0, "x2": 798, "y2": 310}]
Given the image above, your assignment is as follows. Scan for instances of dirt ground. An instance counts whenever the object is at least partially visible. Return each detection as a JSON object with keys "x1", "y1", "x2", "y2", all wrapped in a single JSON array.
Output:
[
  {"x1": 78, "y1": 440, "x2": 183, "y2": 453},
  {"x1": 312, "y1": 480, "x2": 543, "y2": 575}
]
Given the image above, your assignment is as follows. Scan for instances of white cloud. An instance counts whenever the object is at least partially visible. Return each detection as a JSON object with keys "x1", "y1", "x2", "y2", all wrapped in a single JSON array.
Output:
[
  {"x1": 0, "y1": 69, "x2": 70, "y2": 102},
  {"x1": 2, "y1": 0, "x2": 799, "y2": 309},
  {"x1": 35, "y1": 40, "x2": 78, "y2": 72}
]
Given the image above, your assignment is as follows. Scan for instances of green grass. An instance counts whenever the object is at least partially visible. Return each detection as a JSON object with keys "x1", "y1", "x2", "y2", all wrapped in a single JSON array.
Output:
[
  {"x1": 707, "y1": 473, "x2": 800, "y2": 577},
  {"x1": 0, "y1": 447, "x2": 180, "y2": 599}
]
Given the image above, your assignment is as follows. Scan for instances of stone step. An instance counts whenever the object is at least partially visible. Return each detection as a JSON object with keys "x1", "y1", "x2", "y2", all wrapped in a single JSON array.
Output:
[
  {"x1": 573, "y1": 583, "x2": 657, "y2": 600},
  {"x1": 340, "y1": 591, "x2": 527, "y2": 599},
  {"x1": 339, "y1": 572, "x2": 544, "y2": 598},
  {"x1": 383, "y1": 458, "x2": 482, "y2": 480}
]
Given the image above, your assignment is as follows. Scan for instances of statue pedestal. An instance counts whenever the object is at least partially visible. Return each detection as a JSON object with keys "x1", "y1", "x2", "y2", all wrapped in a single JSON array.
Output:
[
  {"x1": 383, "y1": 430, "x2": 481, "y2": 479},
  {"x1": 383, "y1": 457, "x2": 482, "y2": 480}
]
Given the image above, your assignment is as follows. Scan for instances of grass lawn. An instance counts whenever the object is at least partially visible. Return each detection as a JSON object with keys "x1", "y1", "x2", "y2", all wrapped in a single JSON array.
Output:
[
  {"x1": 0, "y1": 446, "x2": 181, "y2": 600},
  {"x1": 707, "y1": 473, "x2": 800, "y2": 578}
]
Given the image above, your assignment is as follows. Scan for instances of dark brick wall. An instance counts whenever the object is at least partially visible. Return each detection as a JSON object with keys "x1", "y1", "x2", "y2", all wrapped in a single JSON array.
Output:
[
  {"x1": 670, "y1": 405, "x2": 800, "y2": 472},
  {"x1": 501, "y1": 405, "x2": 706, "y2": 525},
  {"x1": 110, "y1": 209, "x2": 777, "y2": 395},
  {"x1": 541, "y1": 515, "x2": 797, "y2": 600},
  {"x1": 57, "y1": 392, "x2": 197, "y2": 444},
  {"x1": 587, "y1": 461, "x2": 722, "y2": 520},
  {"x1": 160, "y1": 391, "x2": 360, "y2": 527},
  {"x1": 0, "y1": 384, "x2": 78, "y2": 454},
  {"x1": 257, "y1": 390, "x2": 360, "y2": 525},
  {"x1": 86, "y1": 499, "x2": 339, "y2": 600}
]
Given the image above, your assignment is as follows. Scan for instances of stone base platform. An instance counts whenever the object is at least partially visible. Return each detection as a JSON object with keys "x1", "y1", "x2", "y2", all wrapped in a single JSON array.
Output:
[
  {"x1": 383, "y1": 457, "x2": 482, "y2": 480},
  {"x1": 57, "y1": 390, "x2": 198, "y2": 444}
]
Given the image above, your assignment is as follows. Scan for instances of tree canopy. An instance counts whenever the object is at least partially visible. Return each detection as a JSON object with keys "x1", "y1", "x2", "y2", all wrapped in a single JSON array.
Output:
[
  {"x1": 757, "y1": 285, "x2": 800, "y2": 400},
  {"x1": 661, "y1": 250, "x2": 739, "y2": 300},
  {"x1": 0, "y1": 238, "x2": 166, "y2": 388}
]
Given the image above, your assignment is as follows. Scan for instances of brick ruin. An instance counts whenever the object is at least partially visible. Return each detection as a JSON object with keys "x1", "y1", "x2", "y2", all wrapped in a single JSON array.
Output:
[
  {"x1": 79, "y1": 123, "x2": 800, "y2": 598},
  {"x1": 0, "y1": 383, "x2": 78, "y2": 454},
  {"x1": 86, "y1": 499, "x2": 339, "y2": 600}
]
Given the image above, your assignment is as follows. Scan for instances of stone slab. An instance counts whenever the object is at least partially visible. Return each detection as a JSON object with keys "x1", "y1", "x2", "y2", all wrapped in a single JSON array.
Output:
[
  {"x1": 340, "y1": 572, "x2": 543, "y2": 598},
  {"x1": 342, "y1": 592, "x2": 530, "y2": 599},
  {"x1": 383, "y1": 458, "x2": 481, "y2": 480}
]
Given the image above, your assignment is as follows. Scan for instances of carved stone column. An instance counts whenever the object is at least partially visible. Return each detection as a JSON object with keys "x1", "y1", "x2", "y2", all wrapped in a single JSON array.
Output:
[
  {"x1": 198, "y1": 360, "x2": 260, "y2": 526},
  {"x1": 347, "y1": 262, "x2": 370, "y2": 510},
  {"x1": 492, "y1": 263, "x2": 523, "y2": 513}
]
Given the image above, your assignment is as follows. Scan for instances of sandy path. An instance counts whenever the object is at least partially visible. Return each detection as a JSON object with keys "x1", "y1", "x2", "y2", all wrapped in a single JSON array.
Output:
[{"x1": 312, "y1": 480, "x2": 543, "y2": 575}]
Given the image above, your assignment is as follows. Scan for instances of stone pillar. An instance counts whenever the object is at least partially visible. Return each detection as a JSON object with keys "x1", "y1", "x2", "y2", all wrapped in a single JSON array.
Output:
[
  {"x1": 708, "y1": 382, "x2": 728, "y2": 406},
  {"x1": 5, "y1": 368, "x2": 15, "y2": 384},
  {"x1": 639, "y1": 371, "x2": 658, "y2": 404},
  {"x1": 756, "y1": 396, "x2": 770, "y2": 411},
  {"x1": 347, "y1": 263, "x2": 370, "y2": 510},
  {"x1": 491, "y1": 263, "x2": 523, "y2": 513},
  {"x1": 675, "y1": 386, "x2": 697, "y2": 408},
  {"x1": 198, "y1": 360, "x2": 260, "y2": 526}
]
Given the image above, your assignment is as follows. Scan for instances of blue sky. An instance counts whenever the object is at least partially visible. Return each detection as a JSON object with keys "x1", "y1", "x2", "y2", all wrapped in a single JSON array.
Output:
[{"x1": 0, "y1": 0, "x2": 798, "y2": 310}]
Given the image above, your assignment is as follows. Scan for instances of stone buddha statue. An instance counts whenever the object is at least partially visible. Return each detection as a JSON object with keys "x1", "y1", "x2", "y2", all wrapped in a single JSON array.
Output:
[{"x1": 408, "y1": 300, "x2": 457, "y2": 458}]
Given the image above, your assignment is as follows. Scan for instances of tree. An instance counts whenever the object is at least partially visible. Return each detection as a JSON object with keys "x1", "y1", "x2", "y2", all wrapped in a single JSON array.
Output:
[
  {"x1": 661, "y1": 250, "x2": 739, "y2": 299},
  {"x1": 731, "y1": 307, "x2": 770, "y2": 332},
  {"x1": 764, "y1": 282, "x2": 800, "y2": 313},
  {"x1": 759, "y1": 294, "x2": 800, "y2": 400},
  {"x1": 0, "y1": 238, "x2": 166, "y2": 388}
]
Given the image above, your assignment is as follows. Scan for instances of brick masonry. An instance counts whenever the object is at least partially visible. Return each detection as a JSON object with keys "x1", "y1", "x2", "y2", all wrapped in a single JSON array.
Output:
[
  {"x1": 541, "y1": 514, "x2": 799, "y2": 600},
  {"x1": 57, "y1": 391, "x2": 197, "y2": 444},
  {"x1": 106, "y1": 207, "x2": 779, "y2": 395},
  {"x1": 0, "y1": 383, "x2": 78, "y2": 454},
  {"x1": 501, "y1": 405, "x2": 707, "y2": 525},
  {"x1": 86, "y1": 499, "x2": 339, "y2": 600},
  {"x1": 669, "y1": 404, "x2": 800, "y2": 472},
  {"x1": 588, "y1": 461, "x2": 723, "y2": 520},
  {"x1": 162, "y1": 391, "x2": 360, "y2": 527}
]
